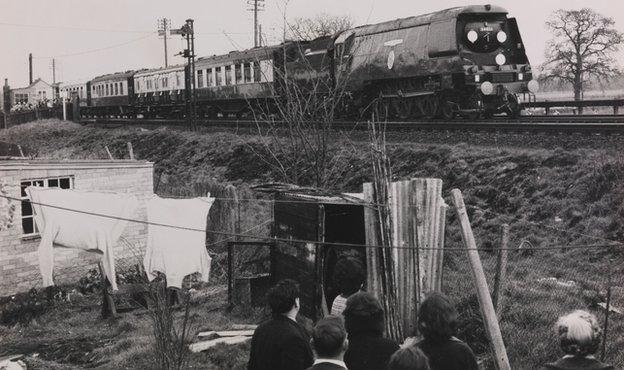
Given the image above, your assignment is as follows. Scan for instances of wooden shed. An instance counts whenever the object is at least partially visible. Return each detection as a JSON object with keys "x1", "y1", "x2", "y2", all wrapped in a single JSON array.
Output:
[{"x1": 271, "y1": 191, "x2": 367, "y2": 320}]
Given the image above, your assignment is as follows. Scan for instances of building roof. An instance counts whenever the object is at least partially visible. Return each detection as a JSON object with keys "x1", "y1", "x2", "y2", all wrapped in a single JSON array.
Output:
[{"x1": 0, "y1": 159, "x2": 153, "y2": 172}]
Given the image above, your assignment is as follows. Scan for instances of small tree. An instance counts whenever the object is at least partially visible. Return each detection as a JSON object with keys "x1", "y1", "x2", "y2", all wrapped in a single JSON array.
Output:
[
  {"x1": 288, "y1": 13, "x2": 353, "y2": 41},
  {"x1": 541, "y1": 8, "x2": 623, "y2": 100}
]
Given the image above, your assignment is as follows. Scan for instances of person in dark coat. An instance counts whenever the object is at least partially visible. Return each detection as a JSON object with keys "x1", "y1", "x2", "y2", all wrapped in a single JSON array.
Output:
[
  {"x1": 387, "y1": 346, "x2": 431, "y2": 370},
  {"x1": 541, "y1": 310, "x2": 613, "y2": 370},
  {"x1": 306, "y1": 316, "x2": 349, "y2": 370},
  {"x1": 416, "y1": 292, "x2": 478, "y2": 370},
  {"x1": 247, "y1": 279, "x2": 314, "y2": 370},
  {"x1": 343, "y1": 292, "x2": 399, "y2": 370}
]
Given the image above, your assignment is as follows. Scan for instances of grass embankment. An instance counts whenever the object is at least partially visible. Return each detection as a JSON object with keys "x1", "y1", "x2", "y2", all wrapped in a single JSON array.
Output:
[{"x1": 1, "y1": 120, "x2": 623, "y2": 369}]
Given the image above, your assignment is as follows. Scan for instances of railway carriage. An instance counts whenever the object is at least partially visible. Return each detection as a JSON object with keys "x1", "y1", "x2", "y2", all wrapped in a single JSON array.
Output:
[
  {"x1": 134, "y1": 65, "x2": 186, "y2": 118},
  {"x1": 58, "y1": 81, "x2": 90, "y2": 107},
  {"x1": 83, "y1": 71, "x2": 136, "y2": 118},
  {"x1": 193, "y1": 45, "x2": 287, "y2": 117}
]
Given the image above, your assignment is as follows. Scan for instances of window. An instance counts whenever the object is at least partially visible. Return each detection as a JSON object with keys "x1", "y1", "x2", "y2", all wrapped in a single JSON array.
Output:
[
  {"x1": 106, "y1": 84, "x2": 109, "y2": 96},
  {"x1": 253, "y1": 62, "x2": 261, "y2": 82},
  {"x1": 244, "y1": 63, "x2": 251, "y2": 83},
  {"x1": 120, "y1": 82, "x2": 124, "y2": 95},
  {"x1": 215, "y1": 67, "x2": 222, "y2": 86},
  {"x1": 197, "y1": 70, "x2": 204, "y2": 88},
  {"x1": 235, "y1": 64, "x2": 242, "y2": 84},
  {"x1": 225, "y1": 65, "x2": 232, "y2": 85},
  {"x1": 155, "y1": 78, "x2": 159, "y2": 90},
  {"x1": 176, "y1": 74, "x2": 181, "y2": 87},
  {"x1": 207, "y1": 68, "x2": 213, "y2": 86},
  {"x1": 114, "y1": 83, "x2": 119, "y2": 95},
  {"x1": 20, "y1": 176, "x2": 74, "y2": 236},
  {"x1": 163, "y1": 78, "x2": 168, "y2": 88}
]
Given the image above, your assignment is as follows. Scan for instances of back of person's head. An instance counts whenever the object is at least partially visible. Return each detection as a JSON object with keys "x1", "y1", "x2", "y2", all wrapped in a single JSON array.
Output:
[
  {"x1": 417, "y1": 292, "x2": 458, "y2": 343},
  {"x1": 266, "y1": 279, "x2": 300, "y2": 315},
  {"x1": 311, "y1": 316, "x2": 348, "y2": 358},
  {"x1": 343, "y1": 291, "x2": 385, "y2": 337},
  {"x1": 555, "y1": 310, "x2": 601, "y2": 356},
  {"x1": 332, "y1": 256, "x2": 365, "y2": 296},
  {"x1": 387, "y1": 346, "x2": 431, "y2": 370}
]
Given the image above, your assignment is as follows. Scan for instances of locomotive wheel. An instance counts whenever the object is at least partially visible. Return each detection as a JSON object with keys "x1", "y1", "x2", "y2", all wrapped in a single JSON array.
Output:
[
  {"x1": 392, "y1": 99, "x2": 412, "y2": 119},
  {"x1": 423, "y1": 96, "x2": 439, "y2": 119},
  {"x1": 440, "y1": 101, "x2": 455, "y2": 120}
]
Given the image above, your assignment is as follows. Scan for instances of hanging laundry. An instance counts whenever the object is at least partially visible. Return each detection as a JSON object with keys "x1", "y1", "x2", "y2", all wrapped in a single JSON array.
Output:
[
  {"x1": 143, "y1": 195, "x2": 215, "y2": 288},
  {"x1": 26, "y1": 187, "x2": 138, "y2": 291}
]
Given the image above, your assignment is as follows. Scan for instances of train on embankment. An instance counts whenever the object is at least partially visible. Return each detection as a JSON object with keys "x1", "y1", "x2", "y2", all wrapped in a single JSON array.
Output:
[{"x1": 59, "y1": 4, "x2": 539, "y2": 120}]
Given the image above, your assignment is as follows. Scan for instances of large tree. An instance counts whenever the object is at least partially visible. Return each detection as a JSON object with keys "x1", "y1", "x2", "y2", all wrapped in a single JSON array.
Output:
[
  {"x1": 288, "y1": 13, "x2": 352, "y2": 41},
  {"x1": 541, "y1": 8, "x2": 623, "y2": 100}
]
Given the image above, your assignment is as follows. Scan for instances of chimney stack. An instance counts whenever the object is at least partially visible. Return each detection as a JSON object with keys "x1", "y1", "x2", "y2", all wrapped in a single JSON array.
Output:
[{"x1": 29, "y1": 53, "x2": 33, "y2": 85}]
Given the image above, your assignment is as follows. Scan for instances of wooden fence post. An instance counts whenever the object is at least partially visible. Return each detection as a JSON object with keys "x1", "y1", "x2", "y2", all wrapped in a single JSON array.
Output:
[
  {"x1": 493, "y1": 224, "x2": 509, "y2": 320},
  {"x1": 126, "y1": 142, "x2": 135, "y2": 160},
  {"x1": 225, "y1": 185, "x2": 238, "y2": 308},
  {"x1": 105, "y1": 146, "x2": 114, "y2": 160},
  {"x1": 451, "y1": 189, "x2": 511, "y2": 370}
]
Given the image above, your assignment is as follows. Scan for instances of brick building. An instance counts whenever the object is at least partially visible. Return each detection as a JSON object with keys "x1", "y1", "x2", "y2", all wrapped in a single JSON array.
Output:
[
  {"x1": 10, "y1": 78, "x2": 55, "y2": 106},
  {"x1": 0, "y1": 159, "x2": 153, "y2": 296}
]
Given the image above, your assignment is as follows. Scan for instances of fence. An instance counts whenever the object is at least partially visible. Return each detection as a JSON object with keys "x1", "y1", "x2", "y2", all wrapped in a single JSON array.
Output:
[{"x1": 0, "y1": 107, "x2": 67, "y2": 129}]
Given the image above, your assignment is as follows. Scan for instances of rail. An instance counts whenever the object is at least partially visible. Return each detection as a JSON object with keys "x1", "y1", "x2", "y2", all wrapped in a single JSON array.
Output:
[{"x1": 521, "y1": 98, "x2": 624, "y2": 115}]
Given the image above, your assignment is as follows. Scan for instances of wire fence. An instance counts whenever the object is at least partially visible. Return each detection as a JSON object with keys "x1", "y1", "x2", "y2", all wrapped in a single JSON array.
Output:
[{"x1": 0, "y1": 188, "x2": 622, "y2": 369}]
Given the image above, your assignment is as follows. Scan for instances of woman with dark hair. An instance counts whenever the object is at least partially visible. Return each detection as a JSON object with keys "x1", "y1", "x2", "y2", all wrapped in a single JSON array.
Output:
[
  {"x1": 343, "y1": 292, "x2": 399, "y2": 370},
  {"x1": 387, "y1": 346, "x2": 431, "y2": 370},
  {"x1": 541, "y1": 310, "x2": 613, "y2": 370},
  {"x1": 416, "y1": 292, "x2": 478, "y2": 370},
  {"x1": 331, "y1": 256, "x2": 365, "y2": 316}
]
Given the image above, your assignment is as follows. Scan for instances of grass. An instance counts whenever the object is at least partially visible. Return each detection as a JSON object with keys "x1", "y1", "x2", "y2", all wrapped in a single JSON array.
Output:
[
  {"x1": 1, "y1": 119, "x2": 623, "y2": 369},
  {"x1": 0, "y1": 285, "x2": 263, "y2": 369}
]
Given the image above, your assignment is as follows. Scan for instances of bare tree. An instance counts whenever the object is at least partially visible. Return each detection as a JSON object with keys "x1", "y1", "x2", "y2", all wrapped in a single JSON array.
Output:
[
  {"x1": 288, "y1": 13, "x2": 353, "y2": 41},
  {"x1": 246, "y1": 42, "x2": 363, "y2": 190},
  {"x1": 541, "y1": 8, "x2": 623, "y2": 100}
]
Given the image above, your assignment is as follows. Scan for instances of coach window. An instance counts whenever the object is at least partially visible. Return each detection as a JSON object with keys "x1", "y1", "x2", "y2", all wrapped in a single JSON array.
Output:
[
  {"x1": 197, "y1": 70, "x2": 204, "y2": 88},
  {"x1": 225, "y1": 65, "x2": 232, "y2": 85},
  {"x1": 120, "y1": 82, "x2": 124, "y2": 95},
  {"x1": 207, "y1": 68, "x2": 213, "y2": 86},
  {"x1": 215, "y1": 67, "x2": 222, "y2": 86},
  {"x1": 155, "y1": 78, "x2": 160, "y2": 90},
  {"x1": 114, "y1": 83, "x2": 118, "y2": 95},
  {"x1": 253, "y1": 62, "x2": 261, "y2": 83},
  {"x1": 105, "y1": 84, "x2": 109, "y2": 96},
  {"x1": 235, "y1": 64, "x2": 242, "y2": 84},
  {"x1": 244, "y1": 62, "x2": 251, "y2": 83},
  {"x1": 20, "y1": 176, "x2": 74, "y2": 236},
  {"x1": 176, "y1": 74, "x2": 181, "y2": 87}
]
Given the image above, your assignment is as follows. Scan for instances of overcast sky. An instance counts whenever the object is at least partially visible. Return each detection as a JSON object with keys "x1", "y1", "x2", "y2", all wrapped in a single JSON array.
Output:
[{"x1": 1, "y1": 0, "x2": 623, "y2": 87}]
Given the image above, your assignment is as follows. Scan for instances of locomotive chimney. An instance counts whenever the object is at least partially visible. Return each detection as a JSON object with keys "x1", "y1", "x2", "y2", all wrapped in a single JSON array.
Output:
[{"x1": 28, "y1": 53, "x2": 33, "y2": 85}]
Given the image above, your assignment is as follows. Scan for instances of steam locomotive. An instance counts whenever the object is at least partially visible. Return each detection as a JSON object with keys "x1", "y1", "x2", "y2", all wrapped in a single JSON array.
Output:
[{"x1": 61, "y1": 5, "x2": 538, "y2": 120}]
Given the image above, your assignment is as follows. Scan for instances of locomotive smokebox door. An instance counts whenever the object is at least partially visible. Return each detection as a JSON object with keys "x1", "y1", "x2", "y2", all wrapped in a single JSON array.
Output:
[{"x1": 271, "y1": 191, "x2": 367, "y2": 321}]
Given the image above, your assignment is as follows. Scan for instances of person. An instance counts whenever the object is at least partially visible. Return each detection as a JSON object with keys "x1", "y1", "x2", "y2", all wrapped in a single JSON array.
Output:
[
  {"x1": 247, "y1": 279, "x2": 314, "y2": 370},
  {"x1": 306, "y1": 316, "x2": 349, "y2": 370},
  {"x1": 331, "y1": 256, "x2": 365, "y2": 316},
  {"x1": 416, "y1": 292, "x2": 478, "y2": 370},
  {"x1": 343, "y1": 292, "x2": 399, "y2": 370},
  {"x1": 540, "y1": 310, "x2": 613, "y2": 370},
  {"x1": 387, "y1": 346, "x2": 431, "y2": 370}
]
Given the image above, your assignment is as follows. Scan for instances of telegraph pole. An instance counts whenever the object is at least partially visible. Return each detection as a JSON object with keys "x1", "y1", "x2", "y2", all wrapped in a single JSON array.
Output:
[
  {"x1": 157, "y1": 18, "x2": 171, "y2": 67},
  {"x1": 247, "y1": 0, "x2": 265, "y2": 47}
]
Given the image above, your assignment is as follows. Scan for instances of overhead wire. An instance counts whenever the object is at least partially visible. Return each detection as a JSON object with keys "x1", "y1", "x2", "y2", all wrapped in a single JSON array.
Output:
[{"x1": 0, "y1": 192, "x2": 621, "y2": 252}]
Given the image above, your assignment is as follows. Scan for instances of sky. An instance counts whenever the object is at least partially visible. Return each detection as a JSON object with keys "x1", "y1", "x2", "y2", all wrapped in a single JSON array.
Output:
[{"x1": 1, "y1": 0, "x2": 623, "y2": 88}]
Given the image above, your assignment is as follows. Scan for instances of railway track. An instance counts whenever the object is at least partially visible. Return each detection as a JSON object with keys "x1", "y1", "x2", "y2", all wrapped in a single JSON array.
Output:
[{"x1": 81, "y1": 114, "x2": 624, "y2": 133}]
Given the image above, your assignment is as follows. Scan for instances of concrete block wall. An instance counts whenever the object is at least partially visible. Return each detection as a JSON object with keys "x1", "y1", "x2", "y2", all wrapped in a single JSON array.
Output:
[{"x1": 0, "y1": 161, "x2": 153, "y2": 296}]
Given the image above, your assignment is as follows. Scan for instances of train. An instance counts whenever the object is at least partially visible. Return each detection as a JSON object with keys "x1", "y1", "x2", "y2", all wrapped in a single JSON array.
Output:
[{"x1": 58, "y1": 5, "x2": 539, "y2": 120}]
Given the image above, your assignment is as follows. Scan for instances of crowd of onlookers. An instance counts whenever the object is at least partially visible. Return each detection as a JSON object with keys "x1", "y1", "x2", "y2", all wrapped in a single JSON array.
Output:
[{"x1": 247, "y1": 260, "x2": 614, "y2": 370}]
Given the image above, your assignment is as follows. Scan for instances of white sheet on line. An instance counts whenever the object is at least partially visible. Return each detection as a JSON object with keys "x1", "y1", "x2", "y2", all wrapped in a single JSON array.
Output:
[
  {"x1": 143, "y1": 194, "x2": 215, "y2": 288},
  {"x1": 26, "y1": 187, "x2": 138, "y2": 291}
]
